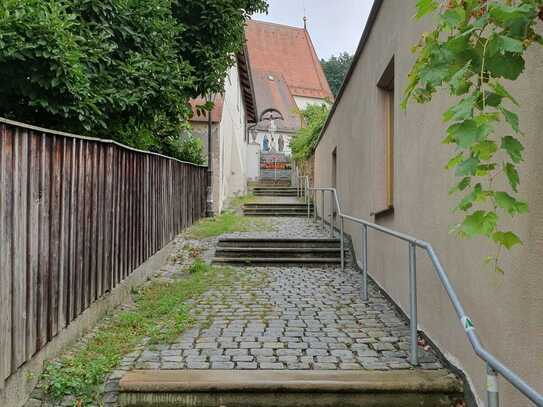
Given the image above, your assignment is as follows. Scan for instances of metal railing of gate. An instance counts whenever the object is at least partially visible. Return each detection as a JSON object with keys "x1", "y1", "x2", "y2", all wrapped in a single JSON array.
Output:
[{"x1": 298, "y1": 176, "x2": 542, "y2": 407}]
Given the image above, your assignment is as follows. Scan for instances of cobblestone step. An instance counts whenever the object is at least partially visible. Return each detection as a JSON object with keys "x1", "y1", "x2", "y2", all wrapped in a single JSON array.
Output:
[
  {"x1": 243, "y1": 210, "x2": 310, "y2": 217},
  {"x1": 215, "y1": 247, "x2": 342, "y2": 258},
  {"x1": 118, "y1": 369, "x2": 463, "y2": 407},
  {"x1": 253, "y1": 192, "x2": 299, "y2": 197},
  {"x1": 243, "y1": 203, "x2": 311, "y2": 208},
  {"x1": 216, "y1": 238, "x2": 340, "y2": 248},
  {"x1": 213, "y1": 256, "x2": 341, "y2": 265}
]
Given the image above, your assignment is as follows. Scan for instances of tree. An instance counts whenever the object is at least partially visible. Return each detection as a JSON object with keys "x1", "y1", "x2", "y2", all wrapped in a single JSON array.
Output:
[
  {"x1": 320, "y1": 52, "x2": 353, "y2": 96},
  {"x1": 0, "y1": 0, "x2": 268, "y2": 162},
  {"x1": 290, "y1": 103, "x2": 330, "y2": 163}
]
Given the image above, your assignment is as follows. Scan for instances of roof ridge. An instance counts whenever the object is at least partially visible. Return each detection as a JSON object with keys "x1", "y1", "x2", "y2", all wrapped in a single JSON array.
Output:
[{"x1": 248, "y1": 19, "x2": 305, "y2": 31}]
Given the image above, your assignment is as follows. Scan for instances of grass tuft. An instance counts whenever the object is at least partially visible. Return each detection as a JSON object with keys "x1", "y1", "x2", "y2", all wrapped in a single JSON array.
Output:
[
  {"x1": 185, "y1": 210, "x2": 270, "y2": 239},
  {"x1": 39, "y1": 262, "x2": 235, "y2": 406}
]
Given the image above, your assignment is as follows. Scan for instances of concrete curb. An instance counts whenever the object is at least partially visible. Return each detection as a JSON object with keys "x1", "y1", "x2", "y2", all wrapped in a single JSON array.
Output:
[{"x1": 120, "y1": 369, "x2": 462, "y2": 393}]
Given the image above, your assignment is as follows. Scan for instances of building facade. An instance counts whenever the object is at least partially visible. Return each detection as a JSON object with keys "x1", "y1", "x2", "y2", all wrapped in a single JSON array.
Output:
[
  {"x1": 190, "y1": 50, "x2": 257, "y2": 213},
  {"x1": 313, "y1": 1, "x2": 543, "y2": 406},
  {"x1": 244, "y1": 20, "x2": 333, "y2": 181}
]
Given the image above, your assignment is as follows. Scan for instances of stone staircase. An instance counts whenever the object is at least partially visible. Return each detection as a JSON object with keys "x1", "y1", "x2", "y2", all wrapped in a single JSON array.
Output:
[
  {"x1": 212, "y1": 238, "x2": 342, "y2": 265},
  {"x1": 242, "y1": 202, "x2": 312, "y2": 217},
  {"x1": 252, "y1": 186, "x2": 298, "y2": 197},
  {"x1": 119, "y1": 369, "x2": 463, "y2": 407}
]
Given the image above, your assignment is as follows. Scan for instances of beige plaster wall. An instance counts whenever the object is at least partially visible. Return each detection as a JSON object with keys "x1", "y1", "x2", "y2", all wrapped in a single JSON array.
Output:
[
  {"x1": 314, "y1": 1, "x2": 543, "y2": 406},
  {"x1": 192, "y1": 62, "x2": 249, "y2": 213}
]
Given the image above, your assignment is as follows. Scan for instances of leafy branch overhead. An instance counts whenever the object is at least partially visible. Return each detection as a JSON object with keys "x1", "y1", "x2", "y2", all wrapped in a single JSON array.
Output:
[
  {"x1": 403, "y1": 0, "x2": 542, "y2": 270},
  {"x1": 0, "y1": 0, "x2": 268, "y2": 163}
]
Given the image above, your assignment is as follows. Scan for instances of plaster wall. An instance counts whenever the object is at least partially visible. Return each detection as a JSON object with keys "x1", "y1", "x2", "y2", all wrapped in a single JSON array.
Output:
[
  {"x1": 218, "y1": 64, "x2": 248, "y2": 205},
  {"x1": 313, "y1": 1, "x2": 543, "y2": 406},
  {"x1": 192, "y1": 63, "x2": 249, "y2": 213}
]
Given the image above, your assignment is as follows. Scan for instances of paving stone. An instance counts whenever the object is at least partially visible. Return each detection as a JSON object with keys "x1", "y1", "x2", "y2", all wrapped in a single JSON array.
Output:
[
  {"x1": 306, "y1": 349, "x2": 329, "y2": 357},
  {"x1": 186, "y1": 361, "x2": 210, "y2": 369},
  {"x1": 98, "y1": 216, "x2": 447, "y2": 406},
  {"x1": 260, "y1": 362, "x2": 285, "y2": 369},
  {"x1": 236, "y1": 362, "x2": 258, "y2": 369},
  {"x1": 212, "y1": 362, "x2": 235, "y2": 369},
  {"x1": 162, "y1": 356, "x2": 183, "y2": 362},
  {"x1": 250, "y1": 348, "x2": 274, "y2": 356},
  {"x1": 233, "y1": 355, "x2": 255, "y2": 362},
  {"x1": 263, "y1": 342, "x2": 285, "y2": 349},
  {"x1": 161, "y1": 362, "x2": 185, "y2": 369},
  {"x1": 313, "y1": 363, "x2": 337, "y2": 369}
]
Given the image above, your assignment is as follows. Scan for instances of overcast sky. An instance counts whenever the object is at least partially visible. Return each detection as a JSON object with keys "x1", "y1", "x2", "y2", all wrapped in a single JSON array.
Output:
[{"x1": 253, "y1": 0, "x2": 375, "y2": 60}]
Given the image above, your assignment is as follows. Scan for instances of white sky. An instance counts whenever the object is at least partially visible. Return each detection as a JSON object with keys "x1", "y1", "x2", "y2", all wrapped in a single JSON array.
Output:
[{"x1": 253, "y1": 0, "x2": 375, "y2": 60}]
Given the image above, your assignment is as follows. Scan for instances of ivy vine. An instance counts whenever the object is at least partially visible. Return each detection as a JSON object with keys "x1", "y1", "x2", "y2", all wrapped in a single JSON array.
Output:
[{"x1": 403, "y1": 0, "x2": 543, "y2": 271}]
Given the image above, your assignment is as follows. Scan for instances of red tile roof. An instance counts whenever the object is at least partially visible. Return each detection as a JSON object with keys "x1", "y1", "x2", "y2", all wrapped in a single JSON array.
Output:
[
  {"x1": 251, "y1": 71, "x2": 301, "y2": 132},
  {"x1": 245, "y1": 20, "x2": 333, "y2": 101},
  {"x1": 189, "y1": 95, "x2": 225, "y2": 123}
]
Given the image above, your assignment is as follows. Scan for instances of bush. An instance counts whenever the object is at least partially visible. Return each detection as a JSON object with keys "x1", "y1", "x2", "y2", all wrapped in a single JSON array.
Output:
[
  {"x1": 0, "y1": 0, "x2": 268, "y2": 164},
  {"x1": 290, "y1": 104, "x2": 330, "y2": 163}
]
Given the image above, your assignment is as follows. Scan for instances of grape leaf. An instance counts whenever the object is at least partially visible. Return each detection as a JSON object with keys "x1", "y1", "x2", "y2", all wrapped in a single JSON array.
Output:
[
  {"x1": 494, "y1": 192, "x2": 528, "y2": 215},
  {"x1": 460, "y1": 211, "x2": 498, "y2": 237},
  {"x1": 447, "y1": 119, "x2": 492, "y2": 148},
  {"x1": 492, "y1": 231, "x2": 522, "y2": 249},
  {"x1": 490, "y1": 82, "x2": 519, "y2": 106},
  {"x1": 472, "y1": 140, "x2": 497, "y2": 161},
  {"x1": 485, "y1": 52, "x2": 525, "y2": 80},
  {"x1": 456, "y1": 156, "x2": 480, "y2": 176},
  {"x1": 505, "y1": 163, "x2": 520, "y2": 192},
  {"x1": 415, "y1": 0, "x2": 439, "y2": 19},
  {"x1": 499, "y1": 107, "x2": 520, "y2": 133},
  {"x1": 443, "y1": 94, "x2": 476, "y2": 122},
  {"x1": 501, "y1": 136, "x2": 524, "y2": 163},
  {"x1": 449, "y1": 177, "x2": 471, "y2": 195},
  {"x1": 488, "y1": 34, "x2": 524, "y2": 56}
]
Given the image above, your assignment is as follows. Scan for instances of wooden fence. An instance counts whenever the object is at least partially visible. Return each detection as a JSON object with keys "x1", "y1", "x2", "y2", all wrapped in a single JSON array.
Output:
[{"x1": 0, "y1": 118, "x2": 207, "y2": 389}]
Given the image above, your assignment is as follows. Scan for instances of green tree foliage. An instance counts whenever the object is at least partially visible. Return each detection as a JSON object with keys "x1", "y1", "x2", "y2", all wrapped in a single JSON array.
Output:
[
  {"x1": 320, "y1": 52, "x2": 353, "y2": 96},
  {"x1": 290, "y1": 104, "x2": 330, "y2": 163},
  {"x1": 0, "y1": 0, "x2": 268, "y2": 163},
  {"x1": 403, "y1": 0, "x2": 543, "y2": 270}
]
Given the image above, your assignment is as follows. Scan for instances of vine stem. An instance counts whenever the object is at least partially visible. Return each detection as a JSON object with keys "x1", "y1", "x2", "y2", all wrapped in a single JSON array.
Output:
[{"x1": 480, "y1": 37, "x2": 489, "y2": 112}]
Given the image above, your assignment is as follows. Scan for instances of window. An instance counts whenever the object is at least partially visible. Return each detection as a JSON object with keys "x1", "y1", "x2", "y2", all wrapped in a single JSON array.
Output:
[{"x1": 374, "y1": 58, "x2": 394, "y2": 216}]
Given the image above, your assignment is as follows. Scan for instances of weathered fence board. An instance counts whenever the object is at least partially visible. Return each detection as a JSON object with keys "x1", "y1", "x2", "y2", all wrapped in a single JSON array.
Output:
[{"x1": 0, "y1": 118, "x2": 207, "y2": 389}]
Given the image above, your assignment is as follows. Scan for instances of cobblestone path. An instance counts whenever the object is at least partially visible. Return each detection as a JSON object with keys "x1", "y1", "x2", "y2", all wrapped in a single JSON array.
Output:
[{"x1": 97, "y1": 217, "x2": 444, "y2": 406}]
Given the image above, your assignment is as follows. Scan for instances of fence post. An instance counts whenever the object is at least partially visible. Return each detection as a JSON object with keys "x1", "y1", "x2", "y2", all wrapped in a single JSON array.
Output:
[
  {"x1": 409, "y1": 242, "x2": 418, "y2": 366},
  {"x1": 362, "y1": 225, "x2": 368, "y2": 301},
  {"x1": 487, "y1": 364, "x2": 499, "y2": 407}
]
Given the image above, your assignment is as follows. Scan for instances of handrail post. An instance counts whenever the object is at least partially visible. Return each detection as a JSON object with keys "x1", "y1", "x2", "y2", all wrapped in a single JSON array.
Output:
[
  {"x1": 340, "y1": 216, "x2": 345, "y2": 271},
  {"x1": 362, "y1": 225, "x2": 368, "y2": 301},
  {"x1": 330, "y1": 192, "x2": 334, "y2": 238},
  {"x1": 320, "y1": 190, "x2": 324, "y2": 230},
  {"x1": 409, "y1": 242, "x2": 418, "y2": 366},
  {"x1": 313, "y1": 189, "x2": 317, "y2": 221},
  {"x1": 487, "y1": 364, "x2": 499, "y2": 407},
  {"x1": 307, "y1": 182, "x2": 310, "y2": 220}
]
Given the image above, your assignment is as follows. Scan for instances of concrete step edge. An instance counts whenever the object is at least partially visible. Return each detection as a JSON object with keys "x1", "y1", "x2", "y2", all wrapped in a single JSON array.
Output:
[
  {"x1": 119, "y1": 369, "x2": 462, "y2": 394},
  {"x1": 212, "y1": 257, "x2": 341, "y2": 263},
  {"x1": 217, "y1": 238, "x2": 340, "y2": 242},
  {"x1": 215, "y1": 247, "x2": 343, "y2": 252}
]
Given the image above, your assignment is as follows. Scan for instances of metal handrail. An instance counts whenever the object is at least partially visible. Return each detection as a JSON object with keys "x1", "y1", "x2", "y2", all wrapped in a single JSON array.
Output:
[{"x1": 304, "y1": 185, "x2": 542, "y2": 407}]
